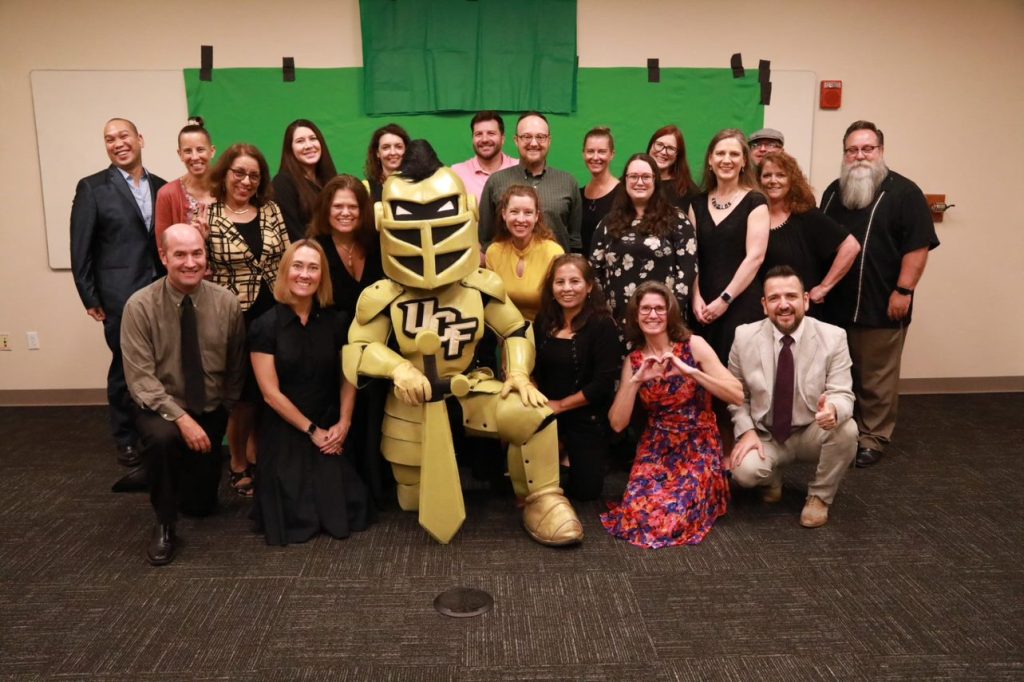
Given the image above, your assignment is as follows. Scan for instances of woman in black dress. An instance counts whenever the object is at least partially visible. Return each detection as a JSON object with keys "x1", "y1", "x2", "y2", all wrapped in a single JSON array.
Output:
[
  {"x1": 690, "y1": 129, "x2": 770, "y2": 365},
  {"x1": 646, "y1": 124, "x2": 698, "y2": 212},
  {"x1": 759, "y1": 151, "x2": 860, "y2": 313},
  {"x1": 272, "y1": 119, "x2": 339, "y2": 242},
  {"x1": 579, "y1": 127, "x2": 619, "y2": 254},
  {"x1": 206, "y1": 144, "x2": 290, "y2": 496},
  {"x1": 533, "y1": 254, "x2": 621, "y2": 500},
  {"x1": 589, "y1": 153, "x2": 698, "y2": 333},
  {"x1": 250, "y1": 240, "x2": 372, "y2": 545},
  {"x1": 307, "y1": 174, "x2": 389, "y2": 505},
  {"x1": 364, "y1": 123, "x2": 410, "y2": 202}
]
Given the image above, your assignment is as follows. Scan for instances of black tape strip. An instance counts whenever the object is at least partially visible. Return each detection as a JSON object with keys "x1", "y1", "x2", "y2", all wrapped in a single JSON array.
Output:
[
  {"x1": 200, "y1": 45, "x2": 212, "y2": 82},
  {"x1": 759, "y1": 59, "x2": 771, "y2": 84},
  {"x1": 731, "y1": 53, "x2": 744, "y2": 78},
  {"x1": 760, "y1": 81, "x2": 772, "y2": 106},
  {"x1": 283, "y1": 57, "x2": 295, "y2": 82},
  {"x1": 647, "y1": 58, "x2": 660, "y2": 83}
]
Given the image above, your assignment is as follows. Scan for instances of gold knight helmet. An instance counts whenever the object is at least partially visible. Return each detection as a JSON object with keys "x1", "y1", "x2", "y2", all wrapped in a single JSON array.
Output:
[{"x1": 375, "y1": 140, "x2": 480, "y2": 290}]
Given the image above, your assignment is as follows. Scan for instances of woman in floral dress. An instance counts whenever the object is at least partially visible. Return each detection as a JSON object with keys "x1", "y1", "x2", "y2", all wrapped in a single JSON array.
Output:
[
  {"x1": 601, "y1": 282, "x2": 743, "y2": 548},
  {"x1": 589, "y1": 153, "x2": 697, "y2": 335}
]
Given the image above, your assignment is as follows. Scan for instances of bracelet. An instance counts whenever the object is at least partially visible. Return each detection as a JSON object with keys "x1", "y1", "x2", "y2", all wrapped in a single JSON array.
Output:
[{"x1": 895, "y1": 286, "x2": 914, "y2": 296}]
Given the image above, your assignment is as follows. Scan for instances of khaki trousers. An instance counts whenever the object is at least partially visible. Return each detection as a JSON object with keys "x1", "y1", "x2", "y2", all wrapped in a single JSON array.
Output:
[
  {"x1": 847, "y1": 325, "x2": 908, "y2": 452},
  {"x1": 732, "y1": 420, "x2": 857, "y2": 504}
]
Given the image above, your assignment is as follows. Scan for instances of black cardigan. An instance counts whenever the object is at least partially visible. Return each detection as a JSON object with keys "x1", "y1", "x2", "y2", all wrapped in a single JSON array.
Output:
[{"x1": 534, "y1": 314, "x2": 622, "y2": 416}]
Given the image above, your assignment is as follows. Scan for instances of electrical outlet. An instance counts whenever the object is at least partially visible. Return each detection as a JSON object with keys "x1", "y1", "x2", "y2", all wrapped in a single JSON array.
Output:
[
  {"x1": 26, "y1": 331, "x2": 40, "y2": 350},
  {"x1": 0, "y1": 333, "x2": 10, "y2": 351}
]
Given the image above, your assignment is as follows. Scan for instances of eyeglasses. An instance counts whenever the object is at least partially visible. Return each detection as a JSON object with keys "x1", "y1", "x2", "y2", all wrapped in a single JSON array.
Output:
[
  {"x1": 651, "y1": 141, "x2": 678, "y2": 154},
  {"x1": 229, "y1": 167, "x2": 261, "y2": 183},
  {"x1": 844, "y1": 145, "x2": 881, "y2": 157},
  {"x1": 639, "y1": 305, "x2": 667, "y2": 317},
  {"x1": 517, "y1": 133, "x2": 550, "y2": 143},
  {"x1": 750, "y1": 140, "x2": 782, "y2": 150},
  {"x1": 626, "y1": 173, "x2": 655, "y2": 184}
]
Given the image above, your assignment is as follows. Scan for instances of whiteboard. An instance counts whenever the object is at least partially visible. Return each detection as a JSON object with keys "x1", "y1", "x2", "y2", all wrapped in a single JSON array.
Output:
[
  {"x1": 763, "y1": 70, "x2": 816, "y2": 177},
  {"x1": 31, "y1": 70, "x2": 188, "y2": 270}
]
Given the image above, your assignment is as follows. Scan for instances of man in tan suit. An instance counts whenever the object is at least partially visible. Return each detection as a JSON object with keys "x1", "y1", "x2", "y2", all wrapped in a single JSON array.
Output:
[{"x1": 727, "y1": 265, "x2": 857, "y2": 527}]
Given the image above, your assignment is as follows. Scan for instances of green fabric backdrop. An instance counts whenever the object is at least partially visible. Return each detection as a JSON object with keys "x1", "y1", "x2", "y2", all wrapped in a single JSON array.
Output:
[
  {"x1": 359, "y1": 0, "x2": 578, "y2": 115},
  {"x1": 183, "y1": 67, "x2": 763, "y2": 186}
]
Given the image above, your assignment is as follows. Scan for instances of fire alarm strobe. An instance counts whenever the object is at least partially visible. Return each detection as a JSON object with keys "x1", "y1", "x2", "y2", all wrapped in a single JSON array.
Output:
[{"x1": 820, "y1": 80, "x2": 842, "y2": 109}]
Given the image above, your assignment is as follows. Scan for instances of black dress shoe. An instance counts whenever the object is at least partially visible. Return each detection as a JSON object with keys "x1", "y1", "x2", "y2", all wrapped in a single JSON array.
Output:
[
  {"x1": 117, "y1": 445, "x2": 142, "y2": 468},
  {"x1": 147, "y1": 524, "x2": 176, "y2": 566},
  {"x1": 855, "y1": 447, "x2": 884, "y2": 468},
  {"x1": 110, "y1": 464, "x2": 148, "y2": 493}
]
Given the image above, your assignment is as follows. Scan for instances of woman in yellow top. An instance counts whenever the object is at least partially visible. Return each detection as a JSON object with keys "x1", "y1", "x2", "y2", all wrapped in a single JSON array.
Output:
[{"x1": 485, "y1": 185, "x2": 564, "y2": 321}]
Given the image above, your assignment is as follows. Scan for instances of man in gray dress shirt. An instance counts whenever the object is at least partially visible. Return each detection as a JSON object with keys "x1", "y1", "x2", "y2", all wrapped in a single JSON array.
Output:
[{"x1": 121, "y1": 224, "x2": 245, "y2": 566}]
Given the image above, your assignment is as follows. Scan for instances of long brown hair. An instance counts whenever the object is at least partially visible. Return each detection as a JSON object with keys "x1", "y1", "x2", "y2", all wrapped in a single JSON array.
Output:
[
  {"x1": 623, "y1": 281, "x2": 690, "y2": 349},
  {"x1": 364, "y1": 123, "x2": 410, "y2": 185},
  {"x1": 646, "y1": 124, "x2": 696, "y2": 198},
  {"x1": 758, "y1": 151, "x2": 816, "y2": 214},
  {"x1": 700, "y1": 128, "x2": 758, "y2": 193},
  {"x1": 602, "y1": 154, "x2": 678, "y2": 239},
  {"x1": 278, "y1": 119, "x2": 338, "y2": 219},
  {"x1": 306, "y1": 174, "x2": 377, "y2": 253},
  {"x1": 492, "y1": 185, "x2": 556, "y2": 243},
  {"x1": 534, "y1": 254, "x2": 613, "y2": 340}
]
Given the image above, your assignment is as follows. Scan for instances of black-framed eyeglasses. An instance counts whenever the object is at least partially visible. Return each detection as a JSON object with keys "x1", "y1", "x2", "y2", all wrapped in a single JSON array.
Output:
[
  {"x1": 651, "y1": 141, "x2": 677, "y2": 154},
  {"x1": 229, "y1": 167, "x2": 261, "y2": 183}
]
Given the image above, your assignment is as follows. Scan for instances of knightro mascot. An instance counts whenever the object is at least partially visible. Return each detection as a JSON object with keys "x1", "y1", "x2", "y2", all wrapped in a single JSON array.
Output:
[{"x1": 343, "y1": 140, "x2": 583, "y2": 546}]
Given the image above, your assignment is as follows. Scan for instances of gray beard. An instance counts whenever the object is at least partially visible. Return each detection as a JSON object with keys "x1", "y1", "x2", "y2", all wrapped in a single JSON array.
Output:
[{"x1": 839, "y1": 160, "x2": 887, "y2": 210}]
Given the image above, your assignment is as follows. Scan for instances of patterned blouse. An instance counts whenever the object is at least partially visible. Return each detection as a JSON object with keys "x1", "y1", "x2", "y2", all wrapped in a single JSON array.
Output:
[
  {"x1": 206, "y1": 201, "x2": 290, "y2": 311},
  {"x1": 589, "y1": 209, "x2": 698, "y2": 328}
]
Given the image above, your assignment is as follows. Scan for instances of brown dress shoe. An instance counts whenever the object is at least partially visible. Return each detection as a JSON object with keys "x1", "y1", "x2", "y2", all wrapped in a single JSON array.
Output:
[
  {"x1": 761, "y1": 471, "x2": 783, "y2": 503},
  {"x1": 800, "y1": 496, "x2": 829, "y2": 528}
]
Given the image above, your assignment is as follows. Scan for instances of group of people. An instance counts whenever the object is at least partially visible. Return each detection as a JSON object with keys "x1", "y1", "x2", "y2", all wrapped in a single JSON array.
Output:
[{"x1": 69, "y1": 109, "x2": 938, "y2": 564}]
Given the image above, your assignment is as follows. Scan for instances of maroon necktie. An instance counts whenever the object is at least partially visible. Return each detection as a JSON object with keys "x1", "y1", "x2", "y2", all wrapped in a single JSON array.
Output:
[{"x1": 771, "y1": 335, "x2": 794, "y2": 443}]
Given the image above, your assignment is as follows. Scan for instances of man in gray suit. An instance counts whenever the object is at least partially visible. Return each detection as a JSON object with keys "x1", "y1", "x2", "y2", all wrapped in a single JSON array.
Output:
[
  {"x1": 727, "y1": 265, "x2": 857, "y2": 527},
  {"x1": 71, "y1": 118, "x2": 166, "y2": 470}
]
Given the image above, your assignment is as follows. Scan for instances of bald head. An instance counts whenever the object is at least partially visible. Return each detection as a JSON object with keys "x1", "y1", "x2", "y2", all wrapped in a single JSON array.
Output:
[{"x1": 161, "y1": 224, "x2": 207, "y2": 294}]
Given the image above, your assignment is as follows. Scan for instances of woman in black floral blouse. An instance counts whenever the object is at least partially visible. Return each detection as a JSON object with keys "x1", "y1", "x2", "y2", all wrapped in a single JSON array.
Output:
[{"x1": 588, "y1": 153, "x2": 697, "y2": 339}]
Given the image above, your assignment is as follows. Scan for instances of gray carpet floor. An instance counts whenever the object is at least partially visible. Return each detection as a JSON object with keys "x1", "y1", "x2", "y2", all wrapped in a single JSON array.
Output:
[{"x1": 1, "y1": 394, "x2": 1022, "y2": 680}]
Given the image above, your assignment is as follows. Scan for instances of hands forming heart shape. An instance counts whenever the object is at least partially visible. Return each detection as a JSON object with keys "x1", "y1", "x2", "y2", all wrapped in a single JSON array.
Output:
[{"x1": 637, "y1": 351, "x2": 697, "y2": 381}]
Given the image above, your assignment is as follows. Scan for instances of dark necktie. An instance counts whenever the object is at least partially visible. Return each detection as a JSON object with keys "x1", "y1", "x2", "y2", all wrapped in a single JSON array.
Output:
[
  {"x1": 181, "y1": 295, "x2": 205, "y2": 414},
  {"x1": 771, "y1": 335, "x2": 794, "y2": 443}
]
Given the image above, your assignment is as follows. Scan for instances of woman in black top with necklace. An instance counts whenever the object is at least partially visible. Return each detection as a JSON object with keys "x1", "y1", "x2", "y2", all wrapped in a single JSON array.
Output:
[
  {"x1": 307, "y1": 174, "x2": 389, "y2": 505},
  {"x1": 533, "y1": 254, "x2": 621, "y2": 501},
  {"x1": 579, "y1": 127, "x2": 619, "y2": 254}
]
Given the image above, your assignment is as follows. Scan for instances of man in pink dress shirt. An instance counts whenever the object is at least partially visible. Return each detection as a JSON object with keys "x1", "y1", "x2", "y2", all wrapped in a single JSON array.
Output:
[{"x1": 451, "y1": 111, "x2": 518, "y2": 204}]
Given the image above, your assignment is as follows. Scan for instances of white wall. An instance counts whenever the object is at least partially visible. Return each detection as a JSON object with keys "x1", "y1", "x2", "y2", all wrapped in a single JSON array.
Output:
[{"x1": 1, "y1": 0, "x2": 1022, "y2": 397}]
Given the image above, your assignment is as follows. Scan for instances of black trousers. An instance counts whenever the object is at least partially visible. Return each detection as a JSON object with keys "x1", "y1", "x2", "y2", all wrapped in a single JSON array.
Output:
[
  {"x1": 558, "y1": 411, "x2": 609, "y2": 501},
  {"x1": 102, "y1": 313, "x2": 136, "y2": 448},
  {"x1": 136, "y1": 407, "x2": 227, "y2": 524}
]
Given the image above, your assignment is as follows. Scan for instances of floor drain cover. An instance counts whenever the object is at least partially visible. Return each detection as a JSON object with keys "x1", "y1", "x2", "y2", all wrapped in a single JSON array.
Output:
[{"x1": 433, "y1": 587, "x2": 493, "y2": 618}]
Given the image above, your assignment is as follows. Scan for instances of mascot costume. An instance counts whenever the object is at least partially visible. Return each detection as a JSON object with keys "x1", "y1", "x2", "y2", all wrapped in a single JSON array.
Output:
[{"x1": 343, "y1": 141, "x2": 583, "y2": 546}]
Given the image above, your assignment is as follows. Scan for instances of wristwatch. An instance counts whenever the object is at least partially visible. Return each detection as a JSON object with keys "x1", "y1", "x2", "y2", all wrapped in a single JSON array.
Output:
[
  {"x1": 305, "y1": 422, "x2": 317, "y2": 436},
  {"x1": 895, "y1": 286, "x2": 914, "y2": 296},
  {"x1": 720, "y1": 291, "x2": 733, "y2": 304}
]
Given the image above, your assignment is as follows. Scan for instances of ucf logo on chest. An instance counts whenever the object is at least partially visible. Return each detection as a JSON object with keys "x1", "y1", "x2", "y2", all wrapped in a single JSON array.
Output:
[{"x1": 397, "y1": 298, "x2": 480, "y2": 360}]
